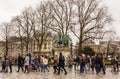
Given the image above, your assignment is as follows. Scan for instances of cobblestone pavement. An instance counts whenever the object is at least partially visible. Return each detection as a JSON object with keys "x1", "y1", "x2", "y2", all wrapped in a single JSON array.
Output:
[{"x1": 0, "y1": 67, "x2": 120, "y2": 79}]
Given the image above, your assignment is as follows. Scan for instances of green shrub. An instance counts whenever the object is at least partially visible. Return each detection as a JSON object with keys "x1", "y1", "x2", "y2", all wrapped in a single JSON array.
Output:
[
  {"x1": 104, "y1": 62, "x2": 120, "y2": 65},
  {"x1": 104, "y1": 62, "x2": 111, "y2": 65}
]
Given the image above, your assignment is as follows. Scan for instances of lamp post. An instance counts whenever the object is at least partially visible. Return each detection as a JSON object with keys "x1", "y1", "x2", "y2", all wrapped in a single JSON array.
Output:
[
  {"x1": 70, "y1": 43, "x2": 73, "y2": 55},
  {"x1": 95, "y1": 39, "x2": 100, "y2": 53}
]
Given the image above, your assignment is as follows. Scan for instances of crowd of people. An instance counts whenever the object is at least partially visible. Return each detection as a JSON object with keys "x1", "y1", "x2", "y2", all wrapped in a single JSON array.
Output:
[
  {"x1": 72, "y1": 54, "x2": 106, "y2": 74},
  {"x1": 0, "y1": 52, "x2": 67, "y2": 75},
  {"x1": 0, "y1": 52, "x2": 119, "y2": 75}
]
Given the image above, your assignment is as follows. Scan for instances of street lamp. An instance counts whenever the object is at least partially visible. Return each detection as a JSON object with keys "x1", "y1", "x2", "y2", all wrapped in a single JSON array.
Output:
[
  {"x1": 95, "y1": 39, "x2": 100, "y2": 53},
  {"x1": 70, "y1": 43, "x2": 73, "y2": 55}
]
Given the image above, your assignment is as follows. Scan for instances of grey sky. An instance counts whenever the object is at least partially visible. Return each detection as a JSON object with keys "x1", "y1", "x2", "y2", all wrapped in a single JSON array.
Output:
[
  {"x1": 0, "y1": 0, "x2": 41, "y2": 23},
  {"x1": 0, "y1": 0, "x2": 120, "y2": 44},
  {"x1": 103, "y1": 0, "x2": 120, "y2": 35}
]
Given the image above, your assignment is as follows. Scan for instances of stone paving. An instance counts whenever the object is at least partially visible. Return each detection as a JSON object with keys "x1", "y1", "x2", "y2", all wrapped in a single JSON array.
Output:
[{"x1": 0, "y1": 67, "x2": 120, "y2": 79}]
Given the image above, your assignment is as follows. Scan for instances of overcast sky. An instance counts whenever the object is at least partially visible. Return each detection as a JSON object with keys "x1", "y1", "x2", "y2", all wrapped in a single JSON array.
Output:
[
  {"x1": 0, "y1": 0, "x2": 120, "y2": 43},
  {"x1": 103, "y1": 0, "x2": 120, "y2": 36},
  {"x1": 0, "y1": 0, "x2": 41, "y2": 23}
]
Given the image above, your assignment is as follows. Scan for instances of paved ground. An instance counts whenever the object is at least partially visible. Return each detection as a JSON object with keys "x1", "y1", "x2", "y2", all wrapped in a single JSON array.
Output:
[{"x1": 0, "y1": 67, "x2": 120, "y2": 79}]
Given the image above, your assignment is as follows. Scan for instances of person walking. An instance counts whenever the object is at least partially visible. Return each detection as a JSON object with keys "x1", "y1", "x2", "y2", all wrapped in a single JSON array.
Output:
[
  {"x1": 8, "y1": 56, "x2": 13, "y2": 73},
  {"x1": 42, "y1": 55, "x2": 49, "y2": 73},
  {"x1": 99, "y1": 55, "x2": 106, "y2": 74},
  {"x1": 94, "y1": 54, "x2": 101, "y2": 74},
  {"x1": 24, "y1": 54, "x2": 29, "y2": 73},
  {"x1": 17, "y1": 53, "x2": 24, "y2": 72},
  {"x1": 80, "y1": 54, "x2": 86, "y2": 73},
  {"x1": 53, "y1": 55, "x2": 58, "y2": 74},
  {"x1": 57, "y1": 53, "x2": 67, "y2": 75},
  {"x1": 4, "y1": 55, "x2": 9, "y2": 73},
  {"x1": 33, "y1": 56, "x2": 41, "y2": 72},
  {"x1": 1, "y1": 55, "x2": 6, "y2": 72}
]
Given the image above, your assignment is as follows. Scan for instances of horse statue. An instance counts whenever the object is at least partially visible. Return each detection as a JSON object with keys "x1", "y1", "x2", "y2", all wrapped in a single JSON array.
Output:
[{"x1": 55, "y1": 32, "x2": 69, "y2": 48}]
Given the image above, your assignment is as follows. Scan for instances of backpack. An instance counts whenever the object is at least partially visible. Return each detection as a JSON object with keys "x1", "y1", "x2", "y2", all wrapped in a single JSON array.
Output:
[{"x1": 61, "y1": 56, "x2": 65, "y2": 62}]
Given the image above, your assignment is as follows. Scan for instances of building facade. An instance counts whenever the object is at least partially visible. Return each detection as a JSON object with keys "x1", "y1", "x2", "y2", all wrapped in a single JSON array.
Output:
[{"x1": 74, "y1": 40, "x2": 120, "y2": 55}]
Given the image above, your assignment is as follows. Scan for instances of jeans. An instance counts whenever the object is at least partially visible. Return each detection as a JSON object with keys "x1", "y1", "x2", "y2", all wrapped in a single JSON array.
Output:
[
  {"x1": 42, "y1": 64, "x2": 49, "y2": 73},
  {"x1": 95, "y1": 64, "x2": 100, "y2": 74},
  {"x1": 58, "y1": 65, "x2": 67, "y2": 74},
  {"x1": 80, "y1": 64, "x2": 86, "y2": 73}
]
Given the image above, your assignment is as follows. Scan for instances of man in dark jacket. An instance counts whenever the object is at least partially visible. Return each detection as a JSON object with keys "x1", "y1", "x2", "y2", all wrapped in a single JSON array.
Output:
[
  {"x1": 17, "y1": 53, "x2": 24, "y2": 72},
  {"x1": 94, "y1": 54, "x2": 101, "y2": 74},
  {"x1": 8, "y1": 56, "x2": 13, "y2": 73},
  {"x1": 57, "y1": 53, "x2": 67, "y2": 75},
  {"x1": 95, "y1": 54, "x2": 105, "y2": 74}
]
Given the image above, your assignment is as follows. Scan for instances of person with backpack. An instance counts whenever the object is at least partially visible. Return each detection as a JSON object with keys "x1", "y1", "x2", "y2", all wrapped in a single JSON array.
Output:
[
  {"x1": 57, "y1": 52, "x2": 67, "y2": 75},
  {"x1": 16, "y1": 53, "x2": 24, "y2": 72}
]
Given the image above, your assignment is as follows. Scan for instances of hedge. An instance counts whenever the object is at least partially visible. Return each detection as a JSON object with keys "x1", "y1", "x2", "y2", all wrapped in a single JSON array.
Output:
[{"x1": 104, "y1": 62, "x2": 120, "y2": 65}]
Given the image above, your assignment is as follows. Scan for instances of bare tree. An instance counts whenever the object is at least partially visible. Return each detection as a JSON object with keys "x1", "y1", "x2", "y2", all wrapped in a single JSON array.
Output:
[
  {"x1": 0, "y1": 22, "x2": 13, "y2": 55},
  {"x1": 11, "y1": 16, "x2": 25, "y2": 54},
  {"x1": 50, "y1": 0, "x2": 75, "y2": 35},
  {"x1": 71, "y1": 0, "x2": 112, "y2": 54},
  {"x1": 33, "y1": 1, "x2": 53, "y2": 55},
  {"x1": 12, "y1": 7, "x2": 36, "y2": 54},
  {"x1": 105, "y1": 31, "x2": 116, "y2": 56}
]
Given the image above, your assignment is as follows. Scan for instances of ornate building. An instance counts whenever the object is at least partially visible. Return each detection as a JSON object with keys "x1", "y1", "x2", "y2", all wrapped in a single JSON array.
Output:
[{"x1": 74, "y1": 40, "x2": 120, "y2": 55}]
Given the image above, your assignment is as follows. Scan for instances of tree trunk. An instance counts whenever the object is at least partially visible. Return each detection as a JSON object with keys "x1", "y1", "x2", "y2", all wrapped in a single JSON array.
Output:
[
  {"x1": 20, "y1": 38, "x2": 23, "y2": 54},
  {"x1": 78, "y1": 41, "x2": 83, "y2": 55},
  {"x1": 78, "y1": 25, "x2": 83, "y2": 55},
  {"x1": 38, "y1": 44, "x2": 42, "y2": 56},
  {"x1": 5, "y1": 40, "x2": 8, "y2": 55}
]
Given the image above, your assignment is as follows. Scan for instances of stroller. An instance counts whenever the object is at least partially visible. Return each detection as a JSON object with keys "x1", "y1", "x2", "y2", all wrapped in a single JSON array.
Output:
[
  {"x1": 32, "y1": 59, "x2": 41, "y2": 72},
  {"x1": 31, "y1": 62, "x2": 37, "y2": 71}
]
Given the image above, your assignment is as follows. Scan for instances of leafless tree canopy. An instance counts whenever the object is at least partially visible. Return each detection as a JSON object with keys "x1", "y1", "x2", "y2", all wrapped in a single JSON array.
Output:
[
  {"x1": 49, "y1": 0, "x2": 75, "y2": 35},
  {"x1": 0, "y1": 0, "x2": 113, "y2": 54},
  {"x1": 0, "y1": 22, "x2": 13, "y2": 55},
  {"x1": 71, "y1": 0, "x2": 113, "y2": 53}
]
